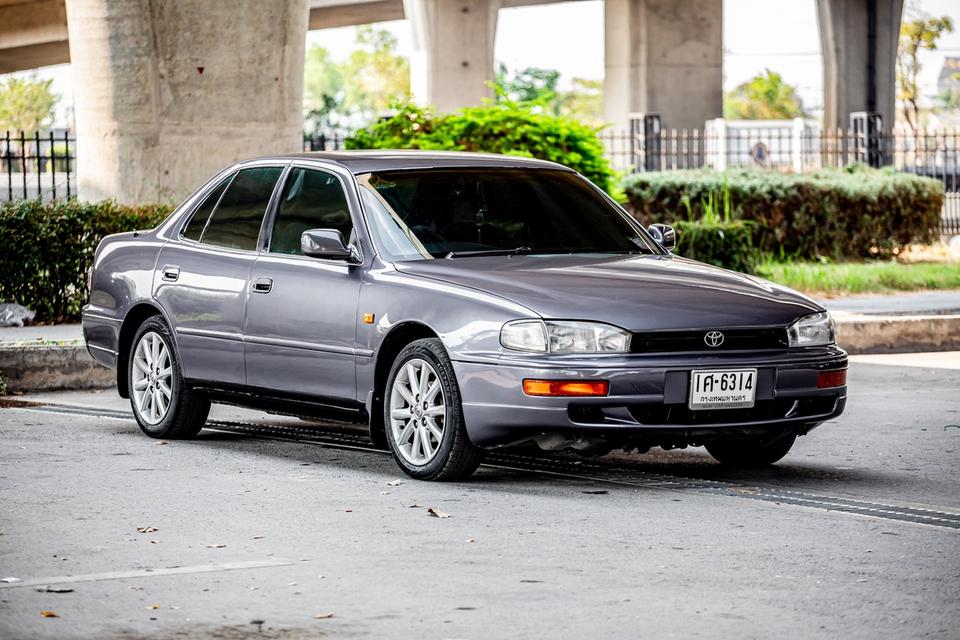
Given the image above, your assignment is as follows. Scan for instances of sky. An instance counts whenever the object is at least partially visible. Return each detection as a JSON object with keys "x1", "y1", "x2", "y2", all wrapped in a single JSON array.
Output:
[{"x1": 9, "y1": 0, "x2": 960, "y2": 128}]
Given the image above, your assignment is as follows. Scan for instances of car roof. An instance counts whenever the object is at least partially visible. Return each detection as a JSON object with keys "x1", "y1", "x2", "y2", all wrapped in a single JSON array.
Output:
[{"x1": 250, "y1": 150, "x2": 575, "y2": 174}]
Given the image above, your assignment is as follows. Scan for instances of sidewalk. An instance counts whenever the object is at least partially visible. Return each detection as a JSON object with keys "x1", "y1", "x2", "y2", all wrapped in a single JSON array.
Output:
[{"x1": 1, "y1": 291, "x2": 959, "y2": 392}]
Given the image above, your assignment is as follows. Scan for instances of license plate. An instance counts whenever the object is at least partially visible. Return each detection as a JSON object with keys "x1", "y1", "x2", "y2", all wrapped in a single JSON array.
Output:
[{"x1": 689, "y1": 369, "x2": 757, "y2": 410}]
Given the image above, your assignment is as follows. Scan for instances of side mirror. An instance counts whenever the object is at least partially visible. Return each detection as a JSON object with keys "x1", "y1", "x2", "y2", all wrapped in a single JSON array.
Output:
[
  {"x1": 647, "y1": 224, "x2": 677, "y2": 251},
  {"x1": 301, "y1": 229, "x2": 360, "y2": 263}
]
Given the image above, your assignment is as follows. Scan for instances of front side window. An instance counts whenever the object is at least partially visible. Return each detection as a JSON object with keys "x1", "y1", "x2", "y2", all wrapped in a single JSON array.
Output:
[
  {"x1": 357, "y1": 168, "x2": 657, "y2": 261},
  {"x1": 269, "y1": 168, "x2": 352, "y2": 255},
  {"x1": 182, "y1": 174, "x2": 232, "y2": 241},
  {"x1": 200, "y1": 166, "x2": 284, "y2": 251}
]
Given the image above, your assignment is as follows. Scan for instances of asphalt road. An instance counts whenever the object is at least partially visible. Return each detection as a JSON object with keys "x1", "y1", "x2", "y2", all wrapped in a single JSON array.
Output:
[{"x1": 1, "y1": 353, "x2": 958, "y2": 640}]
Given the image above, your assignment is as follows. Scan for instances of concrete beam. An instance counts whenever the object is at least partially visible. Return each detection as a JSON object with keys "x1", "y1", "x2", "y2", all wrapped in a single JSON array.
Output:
[
  {"x1": 604, "y1": 0, "x2": 723, "y2": 132},
  {"x1": 308, "y1": 0, "x2": 404, "y2": 30},
  {"x1": 65, "y1": 0, "x2": 309, "y2": 203},
  {"x1": 818, "y1": 0, "x2": 903, "y2": 132},
  {"x1": 405, "y1": 0, "x2": 501, "y2": 112},
  {"x1": 0, "y1": 0, "x2": 69, "y2": 72}
]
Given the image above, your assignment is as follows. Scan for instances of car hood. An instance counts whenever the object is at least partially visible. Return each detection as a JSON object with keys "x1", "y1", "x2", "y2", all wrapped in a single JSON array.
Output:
[{"x1": 394, "y1": 254, "x2": 822, "y2": 332}]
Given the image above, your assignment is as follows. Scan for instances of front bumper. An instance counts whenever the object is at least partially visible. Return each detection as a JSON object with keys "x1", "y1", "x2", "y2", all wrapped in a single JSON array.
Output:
[{"x1": 452, "y1": 347, "x2": 847, "y2": 448}]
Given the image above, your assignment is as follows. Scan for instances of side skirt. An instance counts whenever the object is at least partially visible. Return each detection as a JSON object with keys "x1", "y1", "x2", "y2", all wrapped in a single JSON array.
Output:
[{"x1": 186, "y1": 381, "x2": 369, "y2": 425}]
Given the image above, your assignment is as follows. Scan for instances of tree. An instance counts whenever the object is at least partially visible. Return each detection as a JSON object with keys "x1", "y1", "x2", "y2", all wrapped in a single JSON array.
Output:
[
  {"x1": 495, "y1": 66, "x2": 604, "y2": 124},
  {"x1": 897, "y1": 12, "x2": 954, "y2": 134},
  {"x1": 340, "y1": 26, "x2": 410, "y2": 121},
  {"x1": 0, "y1": 74, "x2": 59, "y2": 133},
  {"x1": 303, "y1": 44, "x2": 345, "y2": 133},
  {"x1": 723, "y1": 70, "x2": 807, "y2": 120}
]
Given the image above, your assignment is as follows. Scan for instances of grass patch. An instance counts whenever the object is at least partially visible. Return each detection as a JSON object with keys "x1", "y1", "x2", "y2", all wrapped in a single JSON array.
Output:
[{"x1": 757, "y1": 261, "x2": 960, "y2": 297}]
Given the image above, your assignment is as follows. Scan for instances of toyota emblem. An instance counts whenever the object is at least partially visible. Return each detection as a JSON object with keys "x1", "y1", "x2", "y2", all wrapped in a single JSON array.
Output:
[{"x1": 704, "y1": 331, "x2": 725, "y2": 347}]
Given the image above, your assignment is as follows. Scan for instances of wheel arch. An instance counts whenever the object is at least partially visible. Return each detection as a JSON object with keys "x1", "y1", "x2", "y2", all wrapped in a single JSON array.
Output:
[
  {"x1": 116, "y1": 302, "x2": 173, "y2": 398},
  {"x1": 369, "y1": 321, "x2": 439, "y2": 447}
]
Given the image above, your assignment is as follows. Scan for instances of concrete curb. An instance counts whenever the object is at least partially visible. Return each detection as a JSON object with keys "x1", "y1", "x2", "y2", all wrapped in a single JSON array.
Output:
[
  {"x1": 0, "y1": 344, "x2": 114, "y2": 393},
  {"x1": 834, "y1": 313, "x2": 960, "y2": 355},
  {"x1": 1, "y1": 314, "x2": 958, "y2": 393}
]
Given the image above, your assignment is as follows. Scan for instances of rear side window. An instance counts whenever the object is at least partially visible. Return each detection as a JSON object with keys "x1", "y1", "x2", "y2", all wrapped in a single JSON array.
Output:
[
  {"x1": 182, "y1": 175, "x2": 231, "y2": 241},
  {"x1": 269, "y1": 168, "x2": 352, "y2": 255},
  {"x1": 200, "y1": 166, "x2": 284, "y2": 251}
]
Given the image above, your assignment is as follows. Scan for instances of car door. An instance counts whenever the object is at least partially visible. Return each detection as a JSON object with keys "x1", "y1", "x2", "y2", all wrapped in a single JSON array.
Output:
[
  {"x1": 155, "y1": 163, "x2": 285, "y2": 386},
  {"x1": 243, "y1": 163, "x2": 363, "y2": 403}
]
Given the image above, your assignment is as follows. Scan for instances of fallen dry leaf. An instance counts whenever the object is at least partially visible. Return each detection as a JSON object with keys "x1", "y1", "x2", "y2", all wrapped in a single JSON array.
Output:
[
  {"x1": 36, "y1": 586, "x2": 73, "y2": 593},
  {"x1": 206, "y1": 544, "x2": 226, "y2": 549},
  {"x1": 40, "y1": 611, "x2": 58, "y2": 618},
  {"x1": 427, "y1": 507, "x2": 450, "y2": 519},
  {"x1": 315, "y1": 612, "x2": 335, "y2": 619},
  {"x1": 466, "y1": 538, "x2": 476, "y2": 543},
  {"x1": 136, "y1": 526, "x2": 158, "y2": 534},
  {"x1": 386, "y1": 479, "x2": 403, "y2": 486},
  {"x1": 146, "y1": 604, "x2": 160, "y2": 610},
  {"x1": 155, "y1": 441, "x2": 170, "y2": 446}
]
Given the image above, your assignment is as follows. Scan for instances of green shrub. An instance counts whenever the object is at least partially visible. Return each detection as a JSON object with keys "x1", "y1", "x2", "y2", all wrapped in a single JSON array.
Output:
[
  {"x1": 622, "y1": 165, "x2": 944, "y2": 260},
  {"x1": 346, "y1": 102, "x2": 616, "y2": 192},
  {"x1": 0, "y1": 200, "x2": 173, "y2": 322},
  {"x1": 674, "y1": 219, "x2": 758, "y2": 273}
]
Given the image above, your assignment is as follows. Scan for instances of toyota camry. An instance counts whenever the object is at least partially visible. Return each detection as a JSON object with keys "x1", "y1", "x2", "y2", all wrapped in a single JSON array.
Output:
[{"x1": 83, "y1": 151, "x2": 847, "y2": 480}]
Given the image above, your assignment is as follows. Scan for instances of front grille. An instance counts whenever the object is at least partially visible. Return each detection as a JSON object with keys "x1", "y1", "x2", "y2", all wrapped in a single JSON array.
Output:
[
  {"x1": 631, "y1": 327, "x2": 788, "y2": 353},
  {"x1": 628, "y1": 397, "x2": 837, "y2": 426}
]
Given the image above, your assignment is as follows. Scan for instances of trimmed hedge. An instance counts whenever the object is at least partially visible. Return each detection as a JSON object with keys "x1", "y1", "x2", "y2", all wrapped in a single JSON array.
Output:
[
  {"x1": 622, "y1": 165, "x2": 944, "y2": 260},
  {"x1": 346, "y1": 102, "x2": 616, "y2": 192},
  {"x1": 674, "y1": 219, "x2": 758, "y2": 273},
  {"x1": 0, "y1": 200, "x2": 173, "y2": 323}
]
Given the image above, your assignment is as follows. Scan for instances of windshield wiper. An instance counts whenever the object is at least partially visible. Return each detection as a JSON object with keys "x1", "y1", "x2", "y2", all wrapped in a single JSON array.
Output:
[{"x1": 445, "y1": 246, "x2": 533, "y2": 259}]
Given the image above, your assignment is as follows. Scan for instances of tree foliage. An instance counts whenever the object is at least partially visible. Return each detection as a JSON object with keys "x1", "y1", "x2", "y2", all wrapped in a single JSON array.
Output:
[
  {"x1": 303, "y1": 26, "x2": 410, "y2": 132},
  {"x1": 0, "y1": 74, "x2": 59, "y2": 133},
  {"x1": 897, "y1": 12, "x2": 954, "y2": 133},
  {"x1": 346, "y1": 101, "x2": 615, "y2": 192},
  {"x1": 494, "y1": 65, "x2": 604, "y2": 124},
  {"x1": 723, "y1": 69, "x2": 807, "y2": 120}
]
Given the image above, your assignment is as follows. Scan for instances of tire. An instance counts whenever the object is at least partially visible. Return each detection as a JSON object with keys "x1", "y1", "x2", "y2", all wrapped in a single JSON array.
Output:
[
  {"x1": 383, "y1": 338, "x2": 483, "y2": 481},
  {"x1": 705, "y1": 433, "x2": 797, "y2": 467},
  {"x1": 128, "y1": 316, "x2": 210, "y2": 439}
]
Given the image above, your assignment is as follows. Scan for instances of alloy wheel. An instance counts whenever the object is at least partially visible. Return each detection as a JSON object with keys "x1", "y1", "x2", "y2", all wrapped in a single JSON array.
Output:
[
  {"x1": 131, "y1": 331, "x2": 174, "y2": 425},
  {"x1": 389, "y1": 358, "x2": 446, "y2": 465}
]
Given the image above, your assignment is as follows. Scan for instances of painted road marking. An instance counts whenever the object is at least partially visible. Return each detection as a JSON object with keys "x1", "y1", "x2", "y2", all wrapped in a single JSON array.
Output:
[{"x1": 0, "y1": 559, "x2": 295, "y2": 590}]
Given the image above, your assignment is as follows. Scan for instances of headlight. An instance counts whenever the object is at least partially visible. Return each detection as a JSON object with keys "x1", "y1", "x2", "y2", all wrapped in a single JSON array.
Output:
[
  {"x1": 787, "y1": 312, "x2": 836, "y2": 347},
  {"x1": 500, "y1": 320, "x2": 632, "y2": 354}
]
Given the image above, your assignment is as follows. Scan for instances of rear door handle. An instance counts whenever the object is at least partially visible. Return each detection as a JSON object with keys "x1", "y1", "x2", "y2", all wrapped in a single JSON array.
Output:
[
  {"x1": 252, "y1": 277, "x2": 273, "y2": 294},
  {"x1": 162, "y1": 265, "x2": 180, "y2": 282}
]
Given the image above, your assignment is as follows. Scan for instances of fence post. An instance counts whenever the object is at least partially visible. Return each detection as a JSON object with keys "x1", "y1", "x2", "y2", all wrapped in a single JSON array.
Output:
[
  {"x1": 791, "y1": 118, "x2": 805, "y2": 173},
  {"x1": 629, "y1": 113, "x2": 661, "y2": 172}
]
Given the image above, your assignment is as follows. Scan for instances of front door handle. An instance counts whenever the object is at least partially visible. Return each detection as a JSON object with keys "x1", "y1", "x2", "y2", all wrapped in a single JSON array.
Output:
[
  {"x1": 252, "y1": 277, "x2": 273, "y2": 294},
  {"x1": 161, "y1": 265, "x2": 180, "y2": 282}
]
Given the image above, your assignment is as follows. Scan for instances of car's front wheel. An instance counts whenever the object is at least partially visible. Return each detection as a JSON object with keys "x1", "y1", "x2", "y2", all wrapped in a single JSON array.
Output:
[
  {"x1": 384, "y1": 338, "x2": 483, "y2": 480},
  {"x1": 705, "y1": 433, "x2": 797, "y2": 467},
  {"x1": 128, "y1": 316, "x2": 210, "y2": 439}
]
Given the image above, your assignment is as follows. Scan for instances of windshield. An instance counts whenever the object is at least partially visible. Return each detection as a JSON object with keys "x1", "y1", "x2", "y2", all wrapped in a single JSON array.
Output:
[{"x1": 356, "y1": 168, "x2": 659, "y2": 261}]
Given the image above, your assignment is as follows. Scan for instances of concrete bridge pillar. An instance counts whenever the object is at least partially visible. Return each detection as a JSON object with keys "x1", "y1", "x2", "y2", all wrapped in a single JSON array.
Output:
[
  {"x1": 604, "y1": 0, "x2": 723, "y2": 132},
  {"x1": 405, "y1": 0, "x2": 501, "y2": 113},
  {"x1": 817, "y1": 0, "x2": 903, "y2": 132},
  {"x1": 64, "y1": 0, "x2": 309, "y2": 203}
]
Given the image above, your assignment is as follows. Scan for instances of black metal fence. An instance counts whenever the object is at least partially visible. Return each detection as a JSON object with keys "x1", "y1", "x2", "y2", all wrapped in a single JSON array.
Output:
[
  {"x1": 598, "y1": 122, "x2": 960, "y2": 236},
  {"x1": 4, "y1": 125, "x2": 959, "y2": 236},
  {"x1": 1, "y1": 131, "x2": 76, "y2": 202}
]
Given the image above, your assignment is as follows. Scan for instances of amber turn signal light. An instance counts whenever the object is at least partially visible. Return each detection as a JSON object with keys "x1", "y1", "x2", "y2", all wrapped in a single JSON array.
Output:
[
  {"x1": 816, "y1": 369, "x2": 847, "y2": 389},
  {"x1": 522, "y1": 379, "x2": 609, "y2": 397}
]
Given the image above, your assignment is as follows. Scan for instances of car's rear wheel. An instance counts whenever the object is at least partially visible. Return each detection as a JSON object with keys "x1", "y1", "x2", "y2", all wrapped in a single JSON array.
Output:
[
  {"x1": 128, "y1": 316, "x2": 210, "y2": 439},
  {"x1": 384, "y1": 338, "x2": 483, "y2": 480},
  {"x1": 705, "y1": 433, "x2": 797, "y2": 467}
]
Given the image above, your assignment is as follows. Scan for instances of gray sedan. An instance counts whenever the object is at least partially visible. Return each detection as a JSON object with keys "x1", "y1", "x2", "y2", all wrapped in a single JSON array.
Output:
[{"x1": 83, "y1": 151, "x2": 847, "y2": 480}]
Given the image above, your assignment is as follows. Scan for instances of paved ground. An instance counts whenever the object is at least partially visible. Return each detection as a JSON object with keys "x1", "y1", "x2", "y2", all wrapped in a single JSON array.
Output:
[{"x1": 1, "y1": 354, "x2": 959, "y2": 639}]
